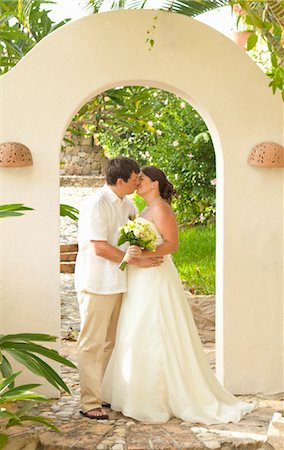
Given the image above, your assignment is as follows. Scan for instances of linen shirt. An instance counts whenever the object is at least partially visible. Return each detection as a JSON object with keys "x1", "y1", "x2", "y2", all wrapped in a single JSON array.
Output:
[{"x1": 74, "y1": 184, "x2": 136, "y2": 295}]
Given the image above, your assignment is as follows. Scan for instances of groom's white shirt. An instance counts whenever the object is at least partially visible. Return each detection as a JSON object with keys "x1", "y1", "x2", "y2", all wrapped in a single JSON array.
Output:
[{"x1": 75, "y1": 184, "x2": 136, "y2": 295}]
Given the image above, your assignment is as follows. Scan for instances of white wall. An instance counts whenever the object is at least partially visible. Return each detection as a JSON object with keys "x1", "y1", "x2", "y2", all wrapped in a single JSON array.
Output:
[{"x1": 0, "y1": 10, "x2": 283, "y2": 395}]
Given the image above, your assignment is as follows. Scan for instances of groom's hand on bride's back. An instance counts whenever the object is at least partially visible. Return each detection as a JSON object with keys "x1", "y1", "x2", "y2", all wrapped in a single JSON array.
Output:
[{"x1": 131, "y1": 256, "x2": 163, "y2": 268}]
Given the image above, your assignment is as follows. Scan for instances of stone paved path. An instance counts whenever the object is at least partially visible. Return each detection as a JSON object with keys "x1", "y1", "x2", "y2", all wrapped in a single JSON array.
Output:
[
  {"x1": 6, "y1": 272, "x2": 284, "y2": 449},
  {"x1": 5, "y1": 186, "x2": 284, "y2": 449}
]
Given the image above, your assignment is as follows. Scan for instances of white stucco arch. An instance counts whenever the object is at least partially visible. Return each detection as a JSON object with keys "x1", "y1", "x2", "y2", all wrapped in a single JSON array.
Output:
[{"x1": 0, "y1": 10, "x2": 283, "y2": 396}]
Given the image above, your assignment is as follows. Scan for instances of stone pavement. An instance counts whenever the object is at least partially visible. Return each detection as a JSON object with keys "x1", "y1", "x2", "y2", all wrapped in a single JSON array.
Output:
[{"x1": 5, "y1": 273, "x2": 284, "y2": 450}]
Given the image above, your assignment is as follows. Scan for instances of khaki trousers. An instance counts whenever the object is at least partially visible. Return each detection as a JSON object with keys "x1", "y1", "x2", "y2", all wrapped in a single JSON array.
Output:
[{"x1": 77, "y1": 291, "x2": 122, "y2": 412}]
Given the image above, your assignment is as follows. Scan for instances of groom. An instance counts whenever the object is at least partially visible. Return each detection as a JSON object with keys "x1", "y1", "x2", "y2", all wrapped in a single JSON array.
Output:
[{"x1": 75, "y1": 156, "x2": 162, "y2": 419}]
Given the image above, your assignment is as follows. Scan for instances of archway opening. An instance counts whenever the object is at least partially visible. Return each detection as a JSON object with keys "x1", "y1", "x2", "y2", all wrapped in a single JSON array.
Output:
[{"x1": 59, "y1": 84, "x2": 220, "y2": 372}]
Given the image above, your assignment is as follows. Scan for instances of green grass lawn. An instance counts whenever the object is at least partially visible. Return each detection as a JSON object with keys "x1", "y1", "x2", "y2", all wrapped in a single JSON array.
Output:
[{"x1": 173, "y1": 224, "x2": 216, "y2": 295}]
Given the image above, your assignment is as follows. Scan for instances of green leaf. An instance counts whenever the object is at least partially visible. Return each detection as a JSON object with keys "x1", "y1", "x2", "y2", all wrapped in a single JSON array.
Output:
[
  {"x1": 0, "y1": 355, "x2": 13, "y2": 380},
  {"x1": 246, "y1": 33, "x2": 258, "y2": 51},
  {"x1": 0, "y1": 333, "x2": 57, "y2": 345},
  {"x1": 0, "y1": 372, "x2": 21, "y2": 394},
  {"x1": 0, "y1": 203, "x2": 33, "y2": 218},
  {"x1": 0, "y1": 433, "x2": 8, "y2": 450},
  {"x1": 0, "y1": 392, "x2": 49, "y2": 403},
  {"x1": 0, "y1": 204, "x2": 33, "y2": 212},
  {"x1": 0, "y1": 409, "x2": 19, "y2": 419},
  {"x1": 271, "y1": 52, "x2": 278, "y2": 68},
  {"x1": 193, "y1": 132, "x2": 210, "y2": 144},
  {"x1": 16, "y1": 415, "x2": 60, "y2": 432},
  {"x1": 60, "y1": 204, "x2": 79, "y2": 221},
  {"x1": 0, "y1": 211, "x2": 23, "y2": 218},
  {"x1": 272, "y1": 23, "x2": 282, "y2": 42},
  {"x1": 27, "y1": 353, "x2": 72, "y2": 394},
  {"x1": 1, "y1": 383, "x2": 41, "y2": 398},
  {"x1": 1, "y1": 342, "x2": 76, "y2": 369},
  {"x1": 62, "y1": 138, "x2": 75, "y2": 146},
  {"x1": 4, "y1": 349, "x2": 70, "y2": 394},
  {"x1": 3, "y1": 349, "x2": 49, "y2": 381}
]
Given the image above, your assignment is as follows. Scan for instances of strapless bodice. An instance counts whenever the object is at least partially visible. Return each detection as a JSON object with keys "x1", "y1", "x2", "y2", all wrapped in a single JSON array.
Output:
[{"x1": 138, "y1": 216, "x2": 163, "y2": 247}]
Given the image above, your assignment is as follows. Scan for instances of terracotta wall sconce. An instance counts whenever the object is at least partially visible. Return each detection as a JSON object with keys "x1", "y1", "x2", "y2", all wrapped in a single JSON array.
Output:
[
  {"x1": 248, "y1": 142, "x2": 284, "y2": 168},
  {"x1": 0, "y1": 142, "x2": 33, "y2": 167}
]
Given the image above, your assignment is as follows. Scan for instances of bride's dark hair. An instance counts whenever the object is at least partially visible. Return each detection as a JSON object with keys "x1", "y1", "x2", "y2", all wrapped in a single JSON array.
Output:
[{"x1": 142, "y1": 166, "x2": 178, "y2": 205}]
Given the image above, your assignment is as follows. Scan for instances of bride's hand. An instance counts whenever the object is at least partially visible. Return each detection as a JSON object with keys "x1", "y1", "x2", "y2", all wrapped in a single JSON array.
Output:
[{"x1": 127, "y1": 245, "x2": 142, "y2": 258}]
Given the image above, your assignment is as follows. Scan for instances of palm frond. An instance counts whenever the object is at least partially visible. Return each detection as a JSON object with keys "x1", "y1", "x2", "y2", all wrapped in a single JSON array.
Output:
[
  {"x1": 0, "y1": 204, "x2": 33, "y2": 219},
  {"x1": 0, "y1": 334, "x2": 76, "y2": 394},
  {"x1": 0, "y1": 333, "x2": 57, "y2": 344},
  {"x1": 116, "y1": 0, "x2": 229, "y2": 16},
  {"x1": 84, "y1": 0, "x2": 229, "y2": 16},
  {"x1": 60, "y1": 204, "x2": 79, "y2": 221},
  {"x1": 268, "y1": 1, "x2": 284, "y2": 28}
]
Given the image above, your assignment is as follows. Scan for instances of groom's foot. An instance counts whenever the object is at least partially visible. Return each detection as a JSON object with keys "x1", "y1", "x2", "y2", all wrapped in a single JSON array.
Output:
[{"x1": 80, "y1": 408, "x2": 109, "y2": 420}]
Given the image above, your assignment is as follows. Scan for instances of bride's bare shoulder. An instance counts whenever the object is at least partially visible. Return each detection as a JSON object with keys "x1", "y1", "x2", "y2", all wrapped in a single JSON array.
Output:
[{"x1": 153, "y1": 200, "x2": 175, "y2": 218}]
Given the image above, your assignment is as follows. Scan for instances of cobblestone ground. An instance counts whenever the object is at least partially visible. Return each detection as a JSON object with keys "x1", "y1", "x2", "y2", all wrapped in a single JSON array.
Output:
[{"x1": 5, "y1": 186, "x2": 284, "y2": 449}]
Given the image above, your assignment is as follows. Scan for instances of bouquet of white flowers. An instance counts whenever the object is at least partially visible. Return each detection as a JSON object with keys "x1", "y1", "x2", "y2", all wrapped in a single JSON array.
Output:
[{"x1": 117, "y1": 218, "x2": 157, "y2": 271}]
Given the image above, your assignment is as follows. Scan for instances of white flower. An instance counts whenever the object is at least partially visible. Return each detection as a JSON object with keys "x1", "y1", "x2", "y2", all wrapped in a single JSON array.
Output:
[
  {"x1": 172, "y1": 141, "x2": 179, "y2": 147},
  {"x1": 199, "y1": 213, "x2": 205, "y2": 223},
  {"x1": 210, "y1": 178, "x2": 217, "y2": 186},
  {"x1": 156, "y1": 129, "x2": 162, "y2": 136},
  {"x1": 188, "y1": 153, "x2": 193, "y2": 159},
  {"x1": 148, "y1": 121, "x2": 153, "y2": 126},
  {"x1": 180, "y1": 101, "x2": 186, "y2": 108}
]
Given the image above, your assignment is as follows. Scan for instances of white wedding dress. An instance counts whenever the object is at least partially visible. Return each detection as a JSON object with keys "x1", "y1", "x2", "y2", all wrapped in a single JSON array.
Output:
[{"x1": 101, "y1": 218, "x2": 254, "y2": 424}]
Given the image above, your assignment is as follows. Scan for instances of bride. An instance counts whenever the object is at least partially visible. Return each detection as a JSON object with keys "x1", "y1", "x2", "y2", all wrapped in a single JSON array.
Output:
[{"x1": 101, "y1": 166, "x2": 254, "y2": 424}]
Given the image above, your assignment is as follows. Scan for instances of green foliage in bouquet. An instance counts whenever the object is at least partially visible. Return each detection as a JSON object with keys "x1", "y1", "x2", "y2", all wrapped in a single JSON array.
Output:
[
  {"x1": 118, "y1": 219, "x2": 156, "y2": 251},
  {"x1": 118, "y1": 218, "x2": 157, "y2": 270}
]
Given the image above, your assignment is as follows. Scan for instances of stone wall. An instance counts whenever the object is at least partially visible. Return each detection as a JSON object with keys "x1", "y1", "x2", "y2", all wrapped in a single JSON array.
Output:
[
  {"x1": 60, "y1": 136, "x2": 108, "y2": 176},
  {"x1": 60, "y1": 175, "x2": 105, "y2": 188}
]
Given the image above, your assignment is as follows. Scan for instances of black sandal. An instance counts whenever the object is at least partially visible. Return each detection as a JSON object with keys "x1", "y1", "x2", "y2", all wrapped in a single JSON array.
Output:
[
  {"x1": 102, "y1": 402, "x2": 111, "y2": 408},
  {"x1": 80, "y1": 408, "x2": 109, "y2": 420}
]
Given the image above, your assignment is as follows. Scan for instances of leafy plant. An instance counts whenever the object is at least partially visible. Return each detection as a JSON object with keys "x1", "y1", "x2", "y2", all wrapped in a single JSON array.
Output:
[
  {"x1": 86, "y1": 1, "x2": 284, "y2": 99},
  {"x1": 98, "y1": 86, "x2": 216, "y2": 225},
  {"x1": 0, "y1": 333, "x2": 76, "y2": 394},
  {"x1": 0, "y1": 197, "x2": 77, "y2": 446},
  {"x1": 0, "y1": 203, "x2": 33, "y2": 218},
  {"x1": 231, "y1": 1, "x2": 284, "y2": 99},
  {"x1": 0, "y1": 203, "x2": 78, "y2": 221},
  {"x1": 0, "y1": 334, "x2": 77, "y2": 447},
  {"x1": 2, "y1": 1, "x2": 283, "y2": 98},
  {"x1": 60, "y1": 203, "x2": 79, "y2": 221},
  {"x1": 0, "y1": 372, "x2": 59, "y2": 450},
  {"x1": 0, "y1": 0, "x2": 70, "y2": 75},
  {"x1": 85, "y1": 0, "x2": 229, "y2": 16}
]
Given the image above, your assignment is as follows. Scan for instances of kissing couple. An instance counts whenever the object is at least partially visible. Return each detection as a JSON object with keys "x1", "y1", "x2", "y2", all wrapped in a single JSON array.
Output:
[{"x1": 74, "y1": 156, "x2": 254, "y2": 423}]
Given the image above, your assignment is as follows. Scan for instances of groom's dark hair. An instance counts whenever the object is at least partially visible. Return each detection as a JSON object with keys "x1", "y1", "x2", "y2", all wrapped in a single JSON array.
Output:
[{"x1": 106, "y1": 156, "x2": 140, "y2": 185}]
